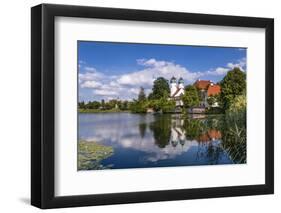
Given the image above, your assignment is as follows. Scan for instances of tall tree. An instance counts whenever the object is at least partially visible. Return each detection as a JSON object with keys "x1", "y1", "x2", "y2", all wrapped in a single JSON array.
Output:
[
  {"x1": 120, "y1": 100, "x2": 129, "y2": 110},
  {"x1": 87, "y1": 101, "x2": 101, "y2": 109},
  {"x1": 138, "y1": 87, "x2": 146, "y2": 101},
  {"x1": 78, "y1": 101, "x2": 85, "y2": 109},
  {"x1": 228, "y1": 92, "x2": 246, "y2": 113},
  {"x1": 220, "y1": 67, "x2": 246, "y2": 110},
  {"x1": 148, "y1": 77, "x2": 170, "y2": 100},
  {"x1": 101, "y1": 99, "x2": 105, "y2": 109},
  {"x1": 182, "y1": 85, "x2": 200, "y2": 108}
]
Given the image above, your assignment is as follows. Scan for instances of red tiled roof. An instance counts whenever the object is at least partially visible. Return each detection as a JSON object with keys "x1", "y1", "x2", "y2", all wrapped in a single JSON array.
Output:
[
  {"x1": 194, "y1": 80, "x2": 211, "y2": 90},
  {"x1": 194, "y1": 80, "x2": 221, "y2": 96},
  {"x1": 207, "y1": 84, "x2": 221, "y2": 96}
]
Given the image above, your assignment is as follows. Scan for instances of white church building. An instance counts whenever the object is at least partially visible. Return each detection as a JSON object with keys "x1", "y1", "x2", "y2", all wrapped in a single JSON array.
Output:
[{"x1": 169, "y1": 76, "x2": 185, "y2": 107}]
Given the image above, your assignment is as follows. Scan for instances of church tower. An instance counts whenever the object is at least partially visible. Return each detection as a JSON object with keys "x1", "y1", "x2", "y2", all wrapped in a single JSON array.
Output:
[
  {"x1": 178, "y1": 77, "x2": 184, "y2": 90},
  {"x1": 170, "y1": 76, "x2": 177, "y2": 97}
]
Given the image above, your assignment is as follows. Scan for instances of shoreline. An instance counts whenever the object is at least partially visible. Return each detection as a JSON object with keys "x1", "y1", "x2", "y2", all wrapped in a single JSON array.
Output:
[
  {"x1": 79, "y1": 109, "x2": 130, "y2": 113},
  {"x1": 78, "y1": 109, "x2": 225, "y2": 116}
]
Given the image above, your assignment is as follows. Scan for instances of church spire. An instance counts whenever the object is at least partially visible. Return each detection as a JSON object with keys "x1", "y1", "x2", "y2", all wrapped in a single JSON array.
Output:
[
  {"x1": 178, "y1": 77, "x2": 184, "y2": 84},
  {"x1": 170, "y1": 76, "x2": 176, "y2": 83}
]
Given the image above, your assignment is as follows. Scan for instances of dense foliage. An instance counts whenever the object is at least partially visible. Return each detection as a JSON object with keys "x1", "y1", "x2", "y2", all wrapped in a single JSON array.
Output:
[
  {"x1": 130, "y1": 79, "x2": 175, "y2": 113},
  {"x1": 182, "y1": 85, "x2": 200, "y2": 108},
  {"x1": 148, "y1": 77, "x2": 170, "y2": 100},
  {"x1": 220, "y1": 67, "x2": 246, "y2": 110},
  {"x1": 207, "y1": 94, "x2": 219, "y2": 107},
  {"x1": 129, "y1": 98, "x2": 175, "y2": 113},
  {"x1": 138, "y1": 87, "x2": 146, "y2": 102},
  {"x1": 222, "y1": 87, "x2": 247, "y2": 163},
  {"x1": 228, "y1": 92, "x2": 246, "y2": 113},
  {"x1": 78, "y1": 99, "x2": 130, "y2": 111}
]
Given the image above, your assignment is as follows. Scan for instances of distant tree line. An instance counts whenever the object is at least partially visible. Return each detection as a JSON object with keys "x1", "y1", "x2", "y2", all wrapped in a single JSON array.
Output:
[{"x1": 79, "y1": 99, "x2": 130, "y2": 111}]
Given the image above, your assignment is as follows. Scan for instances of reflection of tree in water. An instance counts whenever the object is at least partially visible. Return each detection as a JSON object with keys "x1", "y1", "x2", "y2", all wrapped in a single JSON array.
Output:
[
  {"x1": 147, "y1": 113, "x2": 246, "y2": 164},
  {"x1": 149, "y1": 114, "x2": 172, "y2": 148},
  {"x1": 172, "y1": 115, "x2": 225, "y2": 163},
  {"x1": 196, "y1": 139, "x2": 224, "y2": 165},
  {"x1": 138, "y1": 115, "x2": 147, "y2": 138},
  {"x1": 206, "y1": 143, "x2": 224, "y2": 164},
  {"x1": 190, "y1": 117, "x2": 224, "y2": 164},
  {"x1": 205, "y1": 115, "x2": 224, "y2": 130},
  {"x1": 183, "y1": 118, "x2": 204, "y2": 140},
  {"x1": 139, "y1": 123, "x2": 147, "y2": 138},
  {"x1": 184, "y1": 114, "x2": 246, "y2": 164}
]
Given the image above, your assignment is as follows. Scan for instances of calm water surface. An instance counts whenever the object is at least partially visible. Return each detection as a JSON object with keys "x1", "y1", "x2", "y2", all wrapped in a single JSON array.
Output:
[{"x1": 79, "y1": 112, "x2": 246, "y2": 170}]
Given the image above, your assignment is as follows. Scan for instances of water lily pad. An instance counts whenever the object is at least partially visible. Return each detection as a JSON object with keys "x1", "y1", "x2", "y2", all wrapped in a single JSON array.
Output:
[{"x1": 78, "y1": 140, "x2": 114, "y2": 170}]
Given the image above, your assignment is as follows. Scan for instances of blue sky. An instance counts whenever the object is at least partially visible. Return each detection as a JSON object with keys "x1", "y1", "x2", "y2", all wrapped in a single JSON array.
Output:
[{"x1": 78, "y1": 41, "x2": 246, "y2": 102}]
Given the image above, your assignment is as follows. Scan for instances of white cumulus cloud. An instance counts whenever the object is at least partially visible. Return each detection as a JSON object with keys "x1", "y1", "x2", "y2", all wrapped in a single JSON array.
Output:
[
  {"x1": 117, "y1": 58, "x2": 202, "y2": 88},
  {"x1": 80, "y1": 80, "x2": 102, "y2": 89},
  {"x1": 226, "y1": 57, "x2": 246, "y2": 71},
  {"x1": 79, "y1": 57, "x2": 246, "y2": 101}
]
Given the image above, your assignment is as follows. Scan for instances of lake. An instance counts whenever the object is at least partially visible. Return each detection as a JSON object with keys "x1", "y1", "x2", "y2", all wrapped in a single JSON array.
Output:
[{"x1": 78, "y1": 112, "x2": 246, "y2": 170}]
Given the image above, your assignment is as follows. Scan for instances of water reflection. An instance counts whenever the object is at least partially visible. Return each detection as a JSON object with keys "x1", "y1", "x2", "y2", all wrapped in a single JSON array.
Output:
[{"x1": 79, "y1": 112, "x2": 246, "y2": 170}]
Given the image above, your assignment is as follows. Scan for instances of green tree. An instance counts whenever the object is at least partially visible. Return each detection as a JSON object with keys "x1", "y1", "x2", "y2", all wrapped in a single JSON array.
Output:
[
  {"x1": 148, "y1": 77, "x2": 170, "y2": 100},
  {"x1": 101, "y1": 99, "x2": 105, "y2": 109},
  {"x1": 207, "y1": 95, "x2": 219, "y2": 107},
  {"x1": 207, "y1": 95, "x2": 216, "y2": 107},
  {"x1": 85, "y1": 101, "x2": 92, "y2": 109},
  {"x1": 158, "y1": 98, "x2": 175, "y2": 113},
  {"x1": 182, "y1": 85, "x2": 200, "y2": 108},
  {"x1": 87, "y1": 101, "x2": 101, "y2": 109},
  {"x1": 120, "y1": 100, "x2": 129, "y2": 110},
  {"x1": 228, "y1": 92, "x2": 246, "y2": 113},
  {"x1": 129, "y1": 100, "x2": 147, "y2": 113},
  {"x1": 148, "y1": 98, "x2": 176, "y2": 113},
  {"x1": 104, "y1": 99, "x2": 119, "y2": 109},
  {"x1": 78, "y1": 101, "x2": 85, "y2": 109},
  {"x1": 104, "y1": 102, "x2": 112, "y2": 110},
  {"x1": 138, "y1": 87, "x2": 146, "y2": 102},
  {"x1": 220, "y1": 67, "x2": 246, "y2": 110}
]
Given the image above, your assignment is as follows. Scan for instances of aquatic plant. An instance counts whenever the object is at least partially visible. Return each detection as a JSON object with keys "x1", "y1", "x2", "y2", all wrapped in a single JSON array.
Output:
[
  {"x1": 221, "y1": 110, "x2": 246, "y2": 163},
  {"x1": 78, "y1": 140, "x2": 114, "y2": 170}
]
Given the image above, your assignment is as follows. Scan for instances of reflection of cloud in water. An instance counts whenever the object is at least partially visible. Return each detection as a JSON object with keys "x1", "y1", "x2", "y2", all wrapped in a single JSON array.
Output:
[
  {"x1": 79, "y1": 113, "x2": 238, "y2": 167},
  {"x1": 82, "y1": 125, "x2": 140, "y2": 146},
  {"x1": 86, "y1": 131, "x2": 199, "y2": 163},
  {"x1": 80, "y1": 114, "x2": 212, "y2": 163},
  {"x1": 144, "y1": 140, "x2": 199, "y2": 162}
]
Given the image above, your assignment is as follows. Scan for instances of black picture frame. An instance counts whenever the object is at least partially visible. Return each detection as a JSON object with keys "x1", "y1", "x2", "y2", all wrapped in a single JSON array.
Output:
[{"x1": 31, "y1": 3, "x2": 274, "y2": 209}]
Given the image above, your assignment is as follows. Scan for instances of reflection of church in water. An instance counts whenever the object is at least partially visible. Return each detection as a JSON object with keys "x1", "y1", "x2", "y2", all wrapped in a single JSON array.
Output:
[
  {"x1": 169, "y1": 115, "x2": 222, "y2": 148},
  {"x1": 145, "y1": 113, "x2": 225, "y2": 163},
  {"x1": 170, "y1": 116, "x2": 186, "y2": 147},
  {"x1": 165, "y1": 115, "x2": 224, "y2": 164}
]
